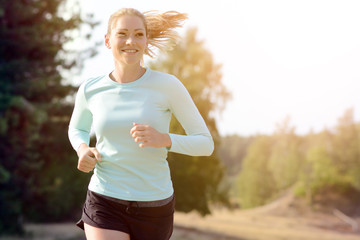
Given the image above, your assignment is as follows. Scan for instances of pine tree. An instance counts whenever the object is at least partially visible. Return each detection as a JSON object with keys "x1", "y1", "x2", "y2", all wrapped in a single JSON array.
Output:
[{"x1": 0, "y1": 0, "x2": 97, "y2": 234}]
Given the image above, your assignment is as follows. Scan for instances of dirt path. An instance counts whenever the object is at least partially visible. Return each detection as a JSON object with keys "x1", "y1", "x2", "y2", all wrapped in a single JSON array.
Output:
[
  {"x1": 174, "y1": 209, "x2": 360, "y2": 240},
  {"x1": 2, "y1": 209, "x2": 360, "y2": 240},
  {"x1": 0, "y1": 223, "x2": 232, "y2": 240}
]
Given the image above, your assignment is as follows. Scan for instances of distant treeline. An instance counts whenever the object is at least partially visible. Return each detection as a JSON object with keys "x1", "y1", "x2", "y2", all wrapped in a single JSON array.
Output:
[{"x1": 218, "y1": 109, "x2": 360, "y2": 215}]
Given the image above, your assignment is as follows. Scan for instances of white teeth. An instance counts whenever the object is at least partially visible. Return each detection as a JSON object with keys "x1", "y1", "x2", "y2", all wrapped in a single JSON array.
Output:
[{"x1": 123, "y1": 50, "x2": 137, "y2": 53}]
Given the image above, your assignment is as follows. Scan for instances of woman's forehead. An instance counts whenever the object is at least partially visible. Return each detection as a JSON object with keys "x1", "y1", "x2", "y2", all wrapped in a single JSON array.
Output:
[{"x1": 112, "y1": 15, "x2": 146, "y2": 31}]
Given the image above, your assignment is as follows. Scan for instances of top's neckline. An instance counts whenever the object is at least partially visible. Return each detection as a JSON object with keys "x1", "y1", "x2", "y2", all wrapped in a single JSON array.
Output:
[{"x1": 104, "y1": 68, "x2": 150, "y2": 87}]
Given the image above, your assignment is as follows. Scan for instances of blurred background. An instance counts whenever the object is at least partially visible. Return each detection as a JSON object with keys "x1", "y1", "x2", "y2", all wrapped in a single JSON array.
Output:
[{"x1": 1, "y1": 0, "x2": 360, "y2": 239}]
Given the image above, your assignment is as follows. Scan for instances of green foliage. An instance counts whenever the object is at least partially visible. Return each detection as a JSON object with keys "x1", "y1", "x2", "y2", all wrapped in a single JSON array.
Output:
[
  {"x1": 296, "y1": 146, "x2": 342, "y2": 202},
  {"x1": 268, "y1": 118, "x2": 303, "y2": 191},
  {"x1": 0, "y1": 0, "x2": 97, "y2": 234},
  {"x1": 235, "y1": 118, "x2": 303, "y2": 208},
  {"x1": 236, "y1": 136, "x2": 277, "y2": 208},
  {"x1": 295, "y1": 109, "x2": 360, "y2": 203},
  {"x1": 149, "y1": 27, "x2": 231, "y2": 215},
  {"x1": 233, "y1": 109, "x2": 360, "y2": 211},
  {"x1": 331, "y1": 109, "x2": 360, "y2": 189},
  {"x1": 218, "y1": 134, "x2": 255, "y2": 176}
]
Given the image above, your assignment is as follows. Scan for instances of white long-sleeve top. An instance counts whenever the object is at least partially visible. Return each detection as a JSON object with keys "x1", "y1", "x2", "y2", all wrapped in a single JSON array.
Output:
[{"x1": 68, "y1": 68, "x2": 214, "y2": 201}]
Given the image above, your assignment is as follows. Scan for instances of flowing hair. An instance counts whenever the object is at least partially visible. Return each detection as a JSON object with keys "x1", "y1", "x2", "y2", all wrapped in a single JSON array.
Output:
[{"x1": 107, "y1": 8, "x2": 188, "y2": 58}]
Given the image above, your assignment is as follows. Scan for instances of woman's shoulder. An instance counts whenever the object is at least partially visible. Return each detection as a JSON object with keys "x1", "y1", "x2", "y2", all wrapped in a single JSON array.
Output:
[
  {"x1": 148, "y1": 68, "x2": 181, "y2": 86},
  {"x1": 83, "y1": 75, "x2": 106, "y2": 87},
  {"x1": 77, "y1": 75, "x2": 107, "y2": 94}
]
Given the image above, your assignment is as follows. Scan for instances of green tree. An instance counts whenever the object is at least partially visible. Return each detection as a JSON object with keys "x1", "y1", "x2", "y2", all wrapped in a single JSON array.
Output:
[
  {"x1": 234, "y1": 109, "x2": 360, "y2": 212},
  {"x1": 149, "y1": 27, "x2": 231, "y2": 215},
  {"x1": 296, "y1": 145, "x2": 341, "y2": 204},
  {"x1": 0, "y1": 0, "x2": 96, "y2": 234},
  {"x1": 236, "y1": 135, "x2": 277, "y2": 208},
  {"x1": 332, "y1": 108, "x2": 360, "y2": 189},
  {"x1": 218, "y1": 134, "x2": 255, "y2": 177},
  {"x1": 294, "y1": 113, "x2": 360, "y2": 211},
  {"x1": 268, "y1": 117, "x2": 303, "y2": 191},
  {"x1": 235, "y1": 118, "x2": 303, "y2": 209}
]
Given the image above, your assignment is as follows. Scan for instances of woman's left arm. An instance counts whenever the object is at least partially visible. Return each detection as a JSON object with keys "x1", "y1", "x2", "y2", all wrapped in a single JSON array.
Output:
[
  {"x1": 165, "y1": 77, "x2": 214, "y2": 156},
  {"x1": 130, "y1": 76, "x2": 214, "y2": 156}
]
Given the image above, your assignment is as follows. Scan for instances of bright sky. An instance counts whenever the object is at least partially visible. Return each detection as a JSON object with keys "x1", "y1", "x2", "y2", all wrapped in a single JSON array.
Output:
[{"x1": 76, "y1": 0, "x2": 360, "y2": 136}]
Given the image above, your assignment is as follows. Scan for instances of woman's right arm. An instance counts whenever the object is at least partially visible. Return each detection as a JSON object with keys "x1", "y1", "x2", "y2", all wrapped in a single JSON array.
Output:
[
  {"x1": 68, "y1": 83, "x2": 101, "y2": 172},
  {"x1": 68, "y1": 83, "x2": 92, "y2": 152}
]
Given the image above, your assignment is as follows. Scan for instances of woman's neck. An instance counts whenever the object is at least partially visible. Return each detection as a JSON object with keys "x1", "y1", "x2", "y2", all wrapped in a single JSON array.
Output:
[{"x1": 110, "y1": 63, "x2": 146, "y2": 83}]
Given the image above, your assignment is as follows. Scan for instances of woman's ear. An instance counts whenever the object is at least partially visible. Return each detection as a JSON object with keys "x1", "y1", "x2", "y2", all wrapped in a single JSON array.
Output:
[{"x1": 105, "y1": 34, "x2": 111, "y2": 49}]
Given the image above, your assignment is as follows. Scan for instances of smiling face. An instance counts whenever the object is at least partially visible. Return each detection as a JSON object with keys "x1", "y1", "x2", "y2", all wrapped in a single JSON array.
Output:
[{"x1": 105, "y1": 15, "x2": 148, "y2": 66}]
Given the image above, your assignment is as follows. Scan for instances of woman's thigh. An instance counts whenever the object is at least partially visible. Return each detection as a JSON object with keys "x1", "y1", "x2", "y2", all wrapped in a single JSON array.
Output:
[{"x1": 84, "y1": 223, "x2": 130, "y2": 240}]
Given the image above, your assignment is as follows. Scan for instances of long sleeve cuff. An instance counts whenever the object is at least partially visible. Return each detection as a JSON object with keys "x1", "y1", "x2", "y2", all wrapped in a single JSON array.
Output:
[{"x1": 168, "y1": 133, "x2": 214, "y2": 156}]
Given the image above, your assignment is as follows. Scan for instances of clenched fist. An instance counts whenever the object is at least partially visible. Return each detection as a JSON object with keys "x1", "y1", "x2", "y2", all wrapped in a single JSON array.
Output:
[
  {"x1": 77, "y1": 143, "x2": 102, "y2": 173},
  {"x1": 130, "y1": 123, "x2": 172, "y2": 148}
]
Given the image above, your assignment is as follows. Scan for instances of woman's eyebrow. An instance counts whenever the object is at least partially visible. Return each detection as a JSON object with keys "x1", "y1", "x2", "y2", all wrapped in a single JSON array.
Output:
[{"x1": 115, "y1": 28, "x2": 145, "y2": 31}]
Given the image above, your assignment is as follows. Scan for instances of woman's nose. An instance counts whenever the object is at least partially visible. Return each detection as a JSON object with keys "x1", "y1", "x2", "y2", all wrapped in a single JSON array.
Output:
[{"x1": 126, "y1": 36, "x2": 135, "y2": 45}]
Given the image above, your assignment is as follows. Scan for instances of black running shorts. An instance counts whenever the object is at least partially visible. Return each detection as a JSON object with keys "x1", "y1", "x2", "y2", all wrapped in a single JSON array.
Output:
[{"x1": 77, "y1": 190, "x2": 175, "y2": 240}]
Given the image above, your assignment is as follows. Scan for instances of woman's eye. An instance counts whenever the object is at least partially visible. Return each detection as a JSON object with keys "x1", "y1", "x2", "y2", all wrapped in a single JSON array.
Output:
[
  {"x1": 136, "y1": 33, "x2": 144, "y2": 37},
  {"x1": 118, "y1": 32, "x2": 126, "y2": 37}
]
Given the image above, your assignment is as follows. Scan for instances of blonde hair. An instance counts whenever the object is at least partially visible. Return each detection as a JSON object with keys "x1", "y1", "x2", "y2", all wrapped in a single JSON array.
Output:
[{"x1": 107, "y1": 8, "x2": 188, "y2": 58}]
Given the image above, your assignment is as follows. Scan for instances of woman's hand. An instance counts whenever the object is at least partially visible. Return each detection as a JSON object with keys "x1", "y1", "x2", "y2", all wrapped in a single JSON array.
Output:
[
  {"x1": 77, "y1": 143, "x2": 102, "y2": 173},
  {"x1": 130, "y1": 123, "x2": 172, "y2": 148}
]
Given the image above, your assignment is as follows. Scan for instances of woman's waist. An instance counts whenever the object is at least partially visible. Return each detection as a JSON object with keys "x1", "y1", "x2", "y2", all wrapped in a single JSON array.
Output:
[
  {"x1": 90, "y1": 190, "x2": 174, "y2": 207},
  {"x1": 88, "y1": 176, "x2": 174, "y2": 202}
]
